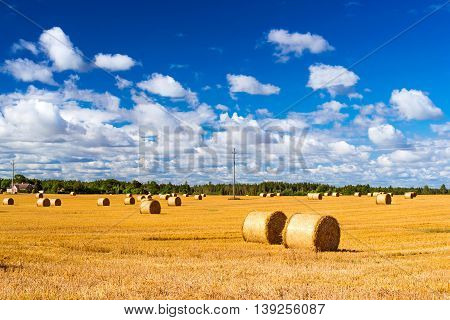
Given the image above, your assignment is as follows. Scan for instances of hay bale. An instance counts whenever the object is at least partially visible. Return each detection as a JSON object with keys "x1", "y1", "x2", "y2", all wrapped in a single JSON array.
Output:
[
  {"x1": 376, "y1": 193, "x2": 391, "y2": 205},
  {"x1": 201, "y1": 193, "x2": 207, "y2": 198},
  {"x1": 97, "y1": 198, "x2": 110, "y2": 206},
  {"x1": 183, "y1": 194, "x2": 190, "y2": 197},
  {"x1": 331, "y1": 192, "x2": 340, "y2": 197},
  {"x1": 37, "y1": 198, "x2": 51, "y2": 207},
  {"x1": 307, "y1": 193, "x2": 322, "y2": 200},
  {"x1": 411, "y1": 192, "x2": 417, "y2": 198},
  {"x1": 124, "y1": 197, "x2": 136, "y2": 205},
  {"x1": 140, "y1": 200, "x2": 161, "y2": 214},
  {"x1": 194, "y1": 195, "x2": 203, "y2": 200},
  {"x1": 70, "y1": 192, "x2": 76, "y2": 196},
  {"x1": 159, "y1": 194, "x2": 170, "y2": 200},
  {"x1": 242, "y1": 211, "x2": 287, "y2": 244},
  {"x1": 404, "y1": 192, "x2": 414, "y2": 199},
  {"x1": 171, "y1": 193, "x2": 177, "y2": 197},
  {"x1": 2, "y1": 198, "x2": 14, "y2": 205},
  {"x1": 283, "y1": 213, "x2": 340, "y2": 251},
  {"x1": 387, "y1": 192, "x2": 394, "y2": 197},
  {"x1": 168, "y1": 196, "x2": 182, "y2": 206},
  {"x1": 354, "y1": 192, "x2": 361, "y2": 197},
  {"x1": 367, "y1": 192, "x2": 373, "y2": 197},
  {"x1": 137, "y1": 195, "x2": 146, "y2": 202},
  {"x1": 35, "y1": 193, "x2": 44, "y2": 199},
  {"x1": 276, "y1": 193, "x2": 281, "y2": 196},
  {"x1": 50, "y1": 198, "x2": 62, "y2": 206},
  {"x1": 259, "y1": 193, "x2": 267, "y2": 197},
  {"x1": 324, "y1": 192, "x2": 332, "y2": 196},
  {"x1": 267, "y1": 193, "x2": 275, "y2": 197},
  {"x1": 125, "y1": 193, "x2": 132, "y2": 198}
]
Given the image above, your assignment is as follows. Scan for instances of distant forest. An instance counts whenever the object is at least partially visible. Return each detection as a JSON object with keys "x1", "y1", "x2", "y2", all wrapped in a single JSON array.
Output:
[{"x1": 0, "y1": 174, "x2": 448, "y2": 196}]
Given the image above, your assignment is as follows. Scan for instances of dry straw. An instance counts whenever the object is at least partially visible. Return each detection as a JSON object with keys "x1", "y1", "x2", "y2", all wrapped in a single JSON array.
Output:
[
  {"x1": 376, "y1": 194, "x2": 391, "y2": 205},
  {"x1": 354, "y1": 192, "x2": 361, "y2": 197},
  {"x1": 283, "y1": 213, "x2": 340, "y2": 251},
  {"x1": 168, "y1": 196, "x2": 182, "y2": 206},
  {"x1": 37, "y1": 198, "x2": 51, "y2": 207},
  {"x1": 140, "y1": 200, "x2": 161, "y2": 214},
  {"x1": 242, "y1": 211, "x2": 287, "y2": 244},
  {"x1": 259, "y1": 193, "x2": 267, "y2": 197},
  {"x1": 3, "y1": 198, "x2": 14, "y2": 205},
  {"x1": 97, "y1": 198, "x2": 110, "y2": 206},
  {"x1": 194, "y1": 195, "x2": 203, "y2": 200},
  {"x1": 332, "y1": 192, "x2": 339, "y2": 197},
  {"x1": 36, "y1": 193, "x2": 44, "y2": 199},
  {"x1": 367, "y1": 192, "x2": 373, "y2": 197},
  {"x1": 307, "y1": 193, "x2": 322, "y2": 200},
  {"x1": 124, "y1": 197, "x2": 136, "y2": 205},
  {"x1": 50, "y1": 198, "x2": 62, "y2": 206}
]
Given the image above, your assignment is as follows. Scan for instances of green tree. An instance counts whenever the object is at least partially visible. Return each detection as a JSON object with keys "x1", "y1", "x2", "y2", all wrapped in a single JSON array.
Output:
[{"x1": 440, "y1": 184, "x2": 447, "y2": 194}]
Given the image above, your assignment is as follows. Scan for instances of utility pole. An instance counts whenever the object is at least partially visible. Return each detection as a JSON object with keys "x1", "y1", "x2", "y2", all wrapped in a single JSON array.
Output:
[
  {"x1": 11, "y1": 160, "x2": 15, "y2": 192},
  {"x1": 232, "y1": 148, "x2": 236, "y2": 200}
]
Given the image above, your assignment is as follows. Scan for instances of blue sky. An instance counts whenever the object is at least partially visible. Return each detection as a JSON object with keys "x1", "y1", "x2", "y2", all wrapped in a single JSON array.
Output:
[{"x1": 0, "y1": 0, "x2": 449, "y2": 186}]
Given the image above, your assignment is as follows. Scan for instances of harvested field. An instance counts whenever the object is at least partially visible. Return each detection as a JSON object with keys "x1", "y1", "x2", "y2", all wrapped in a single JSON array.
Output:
[{"x1": 0, "y1": 194, "x2": 448, "y2": 299}]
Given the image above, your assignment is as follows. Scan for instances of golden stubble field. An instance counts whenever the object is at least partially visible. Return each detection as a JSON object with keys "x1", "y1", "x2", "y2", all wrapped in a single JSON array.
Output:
[{"x1": 0, "y1": 194, "x2": 448, "y2": 300}]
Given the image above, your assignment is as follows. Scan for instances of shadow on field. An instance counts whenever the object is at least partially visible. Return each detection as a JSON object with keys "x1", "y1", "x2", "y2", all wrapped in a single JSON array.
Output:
[{"x1": 335, "y1": 248, "x2": 361, "y2": 253}]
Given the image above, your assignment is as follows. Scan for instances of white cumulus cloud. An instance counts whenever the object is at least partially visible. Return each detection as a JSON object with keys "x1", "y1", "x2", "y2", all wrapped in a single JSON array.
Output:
[
  {"x1": 11, "y1": 39, "x2": 39, "y2": 55},
  {"x1": 390, "y1": 88, "x2": 443, "y2": 120},
  {"x1": 368, "y1": 124, "x2": 404, "y2": 147},
  {"x1": 39, "y1": 27, "x2": 85, "y2": 71},
  {"x1": 137, "y1": 73, "x2": 198, "y2": 106},
  {"x1": 94, "y1": 53, "x2": 136, "y2": 71},
  {"x1": 307, "y1": 64, "x2": 359, "y2": 96},
  {"x1": 227, "y1": 74, "x2": 280, "y2": 96},
  {"x1": 267, "y1": 29, "x2": 334, "y2": 62},
  {"x1": 2, "y1": 58, "x2": 57, "y2": 85}
]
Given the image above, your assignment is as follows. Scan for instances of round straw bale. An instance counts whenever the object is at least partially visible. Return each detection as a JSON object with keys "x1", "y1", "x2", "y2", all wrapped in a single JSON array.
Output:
[
  {"x1": 159, "y1": 194, "x2": 170, "y2": 200},
  {"x1": 3, "y1": 198, "x2": 14, "y2": 205},
  {"x1": 140, "y1": 200, "x2": 161, "y2": 214},
  {"x1": 307, "y1": 193, "x2": 322, "y2": 200},
  {"x1": 376, "y1": 193, "x2": 391, "y2": 205},
  {"x1": 37, "y1": 198, "x2": 51, "y2": 207},
  {"x1": 183, "y1": 194, "x2": 190, "y2": 197},
  {"x1": 283, "y1": 213, "x2": 340, "y2": 251},
  {"x1": 331, "y1": 192, "x2": 339, "y2": 197},
  {"x1": 387, "y1": 192, "x2": 394, "y2": 197},
  {"x1": 50, "y1": 198, "x2": 62, "y2": 206},
  {"x1": 194, "y1": 195, "x2": 203, "y2": 200},
  {"x1": 171, "y1": 193, "x2": 177, "y2": 197},
  {"x1": 136, "y1": 195, "x2": 145, "y2": 202},
  {"x1": 145, "y1": 195, "x2": 152, "y2": 200},
  {"x1": 201, "y1": 193, "x2": 207, "y2": 197},
  {"x1": 125, "y1": 193, "x2": 132, "y2": 198},
  {"x1": 242, "y1": 211, "x2": 287, "y2": 244},
  {"x1": 268, "y1": 193, "x2": 275, "y2": 197},
  {"x1": 323, "y1": 192, "x2": 331, "y2": 196},
  {"x1": 367, "y1": 192, "x2": 373, "y2": 197},
  {"x1": 124, "y1": 197, "x2": 136, "y2": 205},
  {"x1": 259, "y1": 193, "x2": 267, "y2": 197},
  {"x1": 168, "y1": 196, "x2": 182, "y2": 206},
  {"x1": 276, "y1": 193, "x2": 281, "y2": 196},
  {"x1": 97, "y1": 198, "x2": 110, "y2": 206},
  {"x1": 70, "y1": 191, "x2": 76, "y2": 196},
  {"x1": 36, "y1": 193, "x2": 44, "y2": 199},
  {"x1": 354, "y1": 192, "x2": 361, "y2": 197},
  {"x1": 411, "y1": 192, "x2": 417, "y2": 198},
  {"x1": 404, "y1": 192, "x2": 414, "y2": 199}
]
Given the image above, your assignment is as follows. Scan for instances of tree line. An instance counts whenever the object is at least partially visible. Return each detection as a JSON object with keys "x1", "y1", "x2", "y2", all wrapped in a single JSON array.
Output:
[{"x1": 0, "y1": 174, "x2": 447, "y2": 196}]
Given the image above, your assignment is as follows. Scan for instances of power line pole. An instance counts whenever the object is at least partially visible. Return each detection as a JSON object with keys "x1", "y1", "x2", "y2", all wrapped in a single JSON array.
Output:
[{"x1": 232, "y1": 148, "x2": 236, "y2": 200}]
